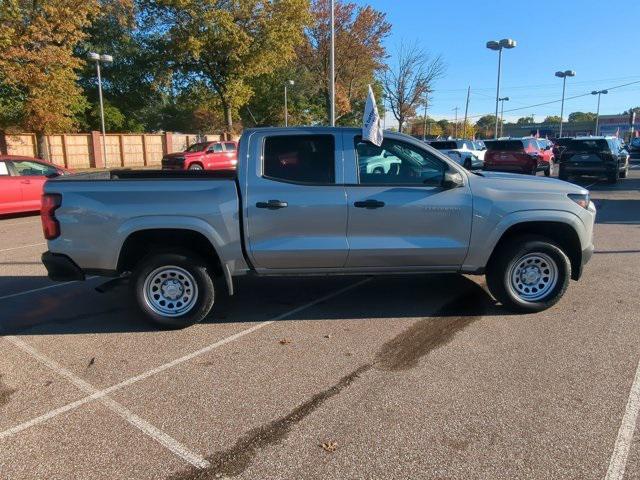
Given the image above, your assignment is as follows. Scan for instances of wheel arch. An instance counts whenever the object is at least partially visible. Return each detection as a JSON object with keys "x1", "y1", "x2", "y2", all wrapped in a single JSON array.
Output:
[
  {"x1": 487, "y1": 220, "x2": 583, "y2": 280},
  {"x1": 117, "y1": 228, "x2": 233, "y2": 295}
]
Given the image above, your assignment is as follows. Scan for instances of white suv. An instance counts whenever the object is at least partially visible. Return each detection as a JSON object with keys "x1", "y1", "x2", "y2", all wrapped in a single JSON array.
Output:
[{"x1": 428, "y1": 140, "x2": 484, "y2": 170}]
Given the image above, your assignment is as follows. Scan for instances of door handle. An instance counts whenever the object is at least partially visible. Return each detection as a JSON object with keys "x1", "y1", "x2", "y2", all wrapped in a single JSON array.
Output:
[
  {"x1": 354, "y1": 199, "x2": 385, "y2": 209},
  {"x1": 256, "y1": 200, "x2": 288, "y2": 210}
]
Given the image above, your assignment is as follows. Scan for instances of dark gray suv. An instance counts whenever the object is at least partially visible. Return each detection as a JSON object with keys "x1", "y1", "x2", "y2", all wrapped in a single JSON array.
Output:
[{"x1": 558, "y1": 137, "x2": 630, "y2": 183}]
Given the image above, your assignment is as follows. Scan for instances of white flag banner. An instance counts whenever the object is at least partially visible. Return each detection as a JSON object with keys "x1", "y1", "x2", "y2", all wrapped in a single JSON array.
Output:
[{"x1": 362, "y1": 84, "x2": 383, "y2": 146}]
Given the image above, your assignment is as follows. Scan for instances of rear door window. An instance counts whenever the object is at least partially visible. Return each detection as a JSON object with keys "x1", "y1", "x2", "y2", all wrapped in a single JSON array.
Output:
[
  {"x1": 224, "y1": 142, "x2": 236, "y2": 152},
  {"x1": 429, "y1": 141, "x2": 457, "y2": 150},
  {"x1": 263, "y1": 135, "x2": 335, "y2": 184}
]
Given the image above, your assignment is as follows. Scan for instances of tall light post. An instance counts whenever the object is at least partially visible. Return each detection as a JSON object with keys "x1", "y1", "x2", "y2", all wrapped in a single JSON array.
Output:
[
  {"x1": 499, "y1": 96, "x2": 509, "y2": 137},
  {"x1": 486, "y1": 38, "x2": 516, "y2": 139},
  {"x1": 88, "y1": 52, "x2": 113, "y2": 165},
  {"x1": 329, "y1": 0, "x2": 335, "y2": 126},
  {"x1": 591, "y1": 89, "x2": 608, "y2": 135},
  {"x1": 555, "y1": 70, "x2": 575, "y2": 138},
  {"x1": 284, "y1": 80, "x2": 294, "y2": 127},
  {"x1": 422, "y1": 89, "x2": 431, "y2": 141}
]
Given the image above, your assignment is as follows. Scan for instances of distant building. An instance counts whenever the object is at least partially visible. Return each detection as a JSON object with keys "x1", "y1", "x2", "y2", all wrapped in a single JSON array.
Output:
[{"x1": 502, "y1": 113, "x2": 638, "y2": 139}]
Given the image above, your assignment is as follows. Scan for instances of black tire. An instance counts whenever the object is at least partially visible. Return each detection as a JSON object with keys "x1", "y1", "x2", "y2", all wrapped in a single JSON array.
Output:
[
  {"x1": 558, "y1": 167, "x2": 568, "y2": 181},
  {"x1": 607, "y1": 166, "x2": 620, "y2": 184},
  {"x1": 464, "y1": 159, "x2": 472, "y2": 170},
  {"x1": 544, "y1": 161, "x2": 553, "y2": 177},
  {"x1": 486, "y1": 235, "x2": 571, "y2": 313},
  {"x1": 188, "y1": 163, "x2": 204, "y2": 171},
  {"x1": 132, "y1": 251, "x2": 215, "y2": 328}
]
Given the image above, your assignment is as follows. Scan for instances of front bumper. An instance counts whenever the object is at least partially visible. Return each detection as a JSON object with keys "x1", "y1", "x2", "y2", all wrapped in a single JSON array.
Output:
[
  {"x1": 42, "y1": 252, "x2": 85, "y2": 281},
  {"x1": 574, "y1": 243, "x2": 594, "y2": 280}
]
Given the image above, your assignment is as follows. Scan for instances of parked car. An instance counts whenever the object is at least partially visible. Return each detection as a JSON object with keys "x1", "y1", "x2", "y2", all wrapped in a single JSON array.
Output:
[
  {"x1": 472, "y1": 140, "x2": 487, "y2": 161},
  {"x1": 428, "y1": 140, "x2": 483, "y2": 170},
  {"x1": 0, "y1": 155, "x2": 68, "y2": 215},
  {"x1": 484, "y1": 138, "x2": 552, "y2": 176},
  {"x1": 161, "y1": 140, "x2": 238, "y2": 171},
  {"x1": 535, "y1": 138, "x2": 556, "y2": 176},
  {"x1": 558, "y1": 137, "x2": 629, "y2": 183},
  {"x1": 41, "y1": 127, "x2": 595, "y2": 328},
  {"x1": 628, "y1": 137, "x2": 640, "y2": 157}
]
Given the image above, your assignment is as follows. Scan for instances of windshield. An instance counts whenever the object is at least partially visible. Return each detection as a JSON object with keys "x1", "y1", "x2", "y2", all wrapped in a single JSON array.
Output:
[
  {"x1": 485, "y1": 140, "x2": 523, "y2": 151},
  {"x1": 429, "y1": 141, "x2": 457, "y2": 150},
  {"x1": 185, "y1": 142, "x2": 209, "y2": 152}
]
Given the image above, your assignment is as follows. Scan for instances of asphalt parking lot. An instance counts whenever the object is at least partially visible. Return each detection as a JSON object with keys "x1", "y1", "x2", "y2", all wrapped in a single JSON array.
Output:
[{"x1": 1, "y1": 162, "x2": 640, "y2": 480}]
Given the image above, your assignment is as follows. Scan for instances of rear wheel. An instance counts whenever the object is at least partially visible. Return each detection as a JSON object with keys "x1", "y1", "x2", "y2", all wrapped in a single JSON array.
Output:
[
  {"x1": 607, "y1": 164, "x2": 620, "y2": 184},
  {"x1": 133, "y1": 252, "x2": 215, "y2": 328},
  {"x1": 464, "y1": 159, "x2": 472, "y2": 170},
  {"x1": 188, "y1": 163, "x2": 204, "y2": 171},
  {"x1": 486, "y1": 236, "x2": 571, "y2": 312},
  {"x1": 544, "y1": 161, "x2": 554, "y2": 177}
]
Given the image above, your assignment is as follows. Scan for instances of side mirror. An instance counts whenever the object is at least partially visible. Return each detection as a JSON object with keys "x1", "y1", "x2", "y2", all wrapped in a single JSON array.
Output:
[
  {"x1": 45, "y1": 171, "x2": 61, "y2": 179},
  {"x1": 443, "y1": 171, "x2": 464, "y2": 189}
]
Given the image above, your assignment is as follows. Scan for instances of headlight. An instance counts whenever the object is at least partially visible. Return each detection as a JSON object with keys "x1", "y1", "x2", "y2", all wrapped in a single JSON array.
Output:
[{"x1": 568, "y1": 193, "x2": 590, "y2": 209}]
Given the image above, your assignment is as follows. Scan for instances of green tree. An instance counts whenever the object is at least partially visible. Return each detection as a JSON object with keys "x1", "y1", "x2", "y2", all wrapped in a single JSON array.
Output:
[
  {"x1": 475, "y1": 114, "x2": 499, "y2": 138},
  {"x1": 516, "y1": 116, "x2": 534, "y2": 125},
  {"x1": 0, "y1": 0, "x2": 98, "y2": 158},
  {"x1": 567, "y1": 112, "x2": 596, "y2": 123},
  {"x1": 152, "y1": 0, "x2": 310, "y2": 133},
  {"x1": 544, "y1": 115, "x2": 562, "y2": 124}
]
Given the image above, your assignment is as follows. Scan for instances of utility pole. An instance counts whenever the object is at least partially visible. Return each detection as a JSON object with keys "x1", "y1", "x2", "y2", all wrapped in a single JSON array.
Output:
[
  {"x1": 453, "y1": 107, "x2": 459, "y2": 138},
  {"x1": 463, "y1": 86, "x2": 470, "y2": 139},
  {"x1": 422, "y1": 91, "x2": 429, "y2": 141},
  {"x1": 329, "y1": 0, "x2": 335, "y2": 126}
]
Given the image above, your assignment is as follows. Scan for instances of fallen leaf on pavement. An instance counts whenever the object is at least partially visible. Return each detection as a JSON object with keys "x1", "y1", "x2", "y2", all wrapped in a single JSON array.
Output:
[
  {"x1": 279, "y1": 338, "x2": 292, "y2": 345},
  {"x1": 321, "y1": 441, "x2": 338, "y2": 452}
]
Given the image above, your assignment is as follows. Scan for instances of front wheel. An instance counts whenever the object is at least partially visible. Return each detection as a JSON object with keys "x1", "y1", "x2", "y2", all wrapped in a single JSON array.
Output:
[
  {"x1": 486, "y1": 236, "x2": 571, "y2": 312},
  {"x1": 188, "y1": 163, "x2": 204, "y2": 171},
  {"x1": 544, "y1": 161, "x2": 553, "y2": 177},
  {"x1": 132, "y1": 252, "x2": 215, "y2": 328}
]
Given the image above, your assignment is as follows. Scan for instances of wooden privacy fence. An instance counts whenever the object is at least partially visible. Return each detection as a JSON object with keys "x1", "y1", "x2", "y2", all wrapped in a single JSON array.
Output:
[{"x1": 0, "y1": 132, "x2": 239, "y2": 169}]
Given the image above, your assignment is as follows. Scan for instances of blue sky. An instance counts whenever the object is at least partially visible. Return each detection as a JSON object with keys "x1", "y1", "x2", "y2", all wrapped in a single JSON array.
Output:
[{"x1": 353, "y1": 0, "x2": 640, "y2": 126}]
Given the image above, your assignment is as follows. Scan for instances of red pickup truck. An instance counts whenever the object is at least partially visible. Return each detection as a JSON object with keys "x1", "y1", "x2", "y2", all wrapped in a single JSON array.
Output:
[{"x1": 161, "y1": 141, "x2": 238, "y2": 171}]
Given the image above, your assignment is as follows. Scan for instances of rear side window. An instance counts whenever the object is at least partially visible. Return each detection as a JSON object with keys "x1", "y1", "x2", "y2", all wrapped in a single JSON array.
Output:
[
  {"x1": 263, "y1": 135, "x2": 335, "y2": 184},
  {"x1": 485, "y1": 140, "x2": 524, "y2": 151},
  {"x1": 224, "y1": 142, "x2": 236, "y2": 151},
  {"x1": 566, "y1": 139, "x2": 609, "y2": 153}
]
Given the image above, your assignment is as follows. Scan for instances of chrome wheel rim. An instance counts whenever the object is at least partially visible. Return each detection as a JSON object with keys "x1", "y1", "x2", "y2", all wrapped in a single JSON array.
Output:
[
  {"x1": 508, "y1": 253, "x2": 558, "y2": 302},
  {"x1": 143, "y1": 266, "x2": 198, "y2": 317}
]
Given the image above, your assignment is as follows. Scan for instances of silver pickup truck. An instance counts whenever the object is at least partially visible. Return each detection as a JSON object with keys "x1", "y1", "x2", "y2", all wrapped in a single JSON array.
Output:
[{"x1": 41, "y1": 127, "x2": 596, "y2": 327}]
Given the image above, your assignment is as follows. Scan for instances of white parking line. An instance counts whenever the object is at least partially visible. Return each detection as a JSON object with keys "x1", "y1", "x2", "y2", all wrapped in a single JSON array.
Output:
[
  {"x1": 0, "y1": 277, "x2": 371, "y2": 449},
  {"x1": 4, "y1": 335, "x2": 211, "y2": 469},
  {"x1": 605, "y1": 357, "x2": 640, "y2": 480},
  {"x1": 0, "y1": 276, "x2": 98, "y2": 302},
  {"x1": 0, "y1": 242, "x2": 46, "y2": 253}
]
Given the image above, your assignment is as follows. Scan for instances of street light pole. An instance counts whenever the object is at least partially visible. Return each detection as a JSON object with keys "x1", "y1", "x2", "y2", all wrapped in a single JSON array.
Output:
[
  {"x1": 329, "y1": 0, "x2": 335, "y2": 126},
  {"x1": 555, "y1": 70, "x2": 575, "y2": 138},
  {"x1": 284, "y1": 80, "x2": 294, "y2": 127},
  {"x1": 499, "y1": 97, "x2": 509, "y2": 137},
  {"x1": 486, "y1": 39, "x2": 516, "y2": 139},
  {"x1": 422, "y1": 90, "x2": 430, "y2": 141},
  {"x1": 592, "y1": 89, "x2": 608, "y2": 135},
  {"x1": 88, "y1": 52, "x2": 113, "y2": 165}
]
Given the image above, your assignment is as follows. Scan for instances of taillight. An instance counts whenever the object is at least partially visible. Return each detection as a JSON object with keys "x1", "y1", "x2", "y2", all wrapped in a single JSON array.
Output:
[{"x1": 41, "y1": 193, "x2": 62, "y2": 240}]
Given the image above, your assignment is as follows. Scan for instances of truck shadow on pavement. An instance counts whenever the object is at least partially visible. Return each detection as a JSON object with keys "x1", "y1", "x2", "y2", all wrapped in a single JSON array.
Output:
[{"x1": 0, "y1": 274, "x2": 503, "y2": 336}]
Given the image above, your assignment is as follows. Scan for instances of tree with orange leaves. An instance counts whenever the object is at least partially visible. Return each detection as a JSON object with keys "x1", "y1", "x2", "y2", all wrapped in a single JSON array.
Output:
[{"x1": 0, "y1": 0, "x2": 99, "y2": 158}]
